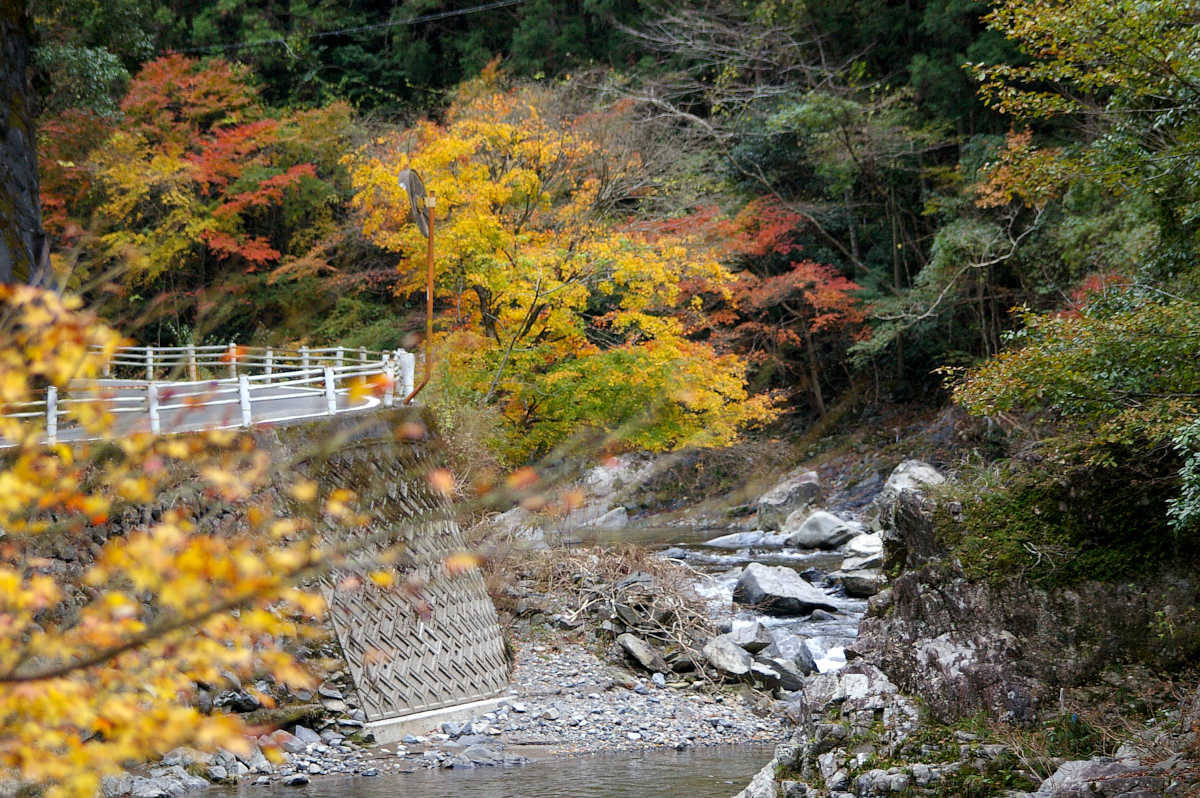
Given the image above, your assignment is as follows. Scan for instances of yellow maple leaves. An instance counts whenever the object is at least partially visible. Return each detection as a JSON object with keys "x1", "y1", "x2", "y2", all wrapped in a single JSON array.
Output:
[
  {"x1": 346, "y1": 78, "x2": 775, "y2": 457},
  {"x1": 0, "y1": 287, "x2": 362, "y2": 798}
]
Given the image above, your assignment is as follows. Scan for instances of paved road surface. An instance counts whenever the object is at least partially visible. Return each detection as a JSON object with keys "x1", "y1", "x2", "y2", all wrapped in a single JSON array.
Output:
[{"x1": 49, "y1": 379, "x2": 383, "y2": 443}]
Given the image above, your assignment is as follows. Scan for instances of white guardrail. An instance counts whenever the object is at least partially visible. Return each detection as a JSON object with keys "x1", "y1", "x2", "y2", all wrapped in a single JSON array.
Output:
[{"x1": 3, "y1": 344, "x2": 418, "y2": 446}]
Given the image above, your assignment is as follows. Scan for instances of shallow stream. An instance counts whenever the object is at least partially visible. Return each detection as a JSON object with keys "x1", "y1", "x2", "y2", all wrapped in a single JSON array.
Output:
[
  {"x1": 213, "y1": 744, "x2": 773, "y2": 798},
  {"x1": 577, "y1": 523, "x2": 869, "y2": 673}
]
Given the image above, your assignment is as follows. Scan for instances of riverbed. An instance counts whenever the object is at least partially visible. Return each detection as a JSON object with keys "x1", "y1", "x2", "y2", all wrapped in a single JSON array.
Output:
[{"x1": 211, "y1": 744, "x2": 774, "y2": 798}]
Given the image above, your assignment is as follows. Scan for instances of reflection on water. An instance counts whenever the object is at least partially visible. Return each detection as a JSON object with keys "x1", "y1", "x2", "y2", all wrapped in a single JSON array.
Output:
[{"x1": 213, "y1": 745, "x2": 772, "y2": 798}]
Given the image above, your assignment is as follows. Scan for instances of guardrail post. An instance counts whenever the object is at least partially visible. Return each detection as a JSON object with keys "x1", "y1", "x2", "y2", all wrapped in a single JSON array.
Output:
[
  {"x1": 186, "y1": 343, "x2": 198, "y2": 381},
  {"x1": 145, "y1": 347, "x2": 154, "y2": 381},
  {"x1": 147, "y1": 383, "x2": 161, "y2": 435},
  {"x1": 323, "y1": 366, "x2": 336, "y2": 415},
  {"x1": 301, "y1": 345, "x2": 310, "y2": 372},
  {"x1": 398, "y1": 349, "x2": 416, "y2": 399},
  {"x1": 46, "y1": 386, "x2": 58, "y2": 444},
  {"x1": 228, "y1": 342, "x2": 238, "y2": 379},
  {"x1": 359, "y1": 346, "x2": 367, "y2": 365},
  {"x1": 383, "y1": 355, "x2": 395, "y2": 407},
  {"x1": 265, "y1": 347, "x2": 273, "y2": 378},
  {"x1": 336, "y1": 346, "x2": 344, "y2": 370},
  {"x1": 238, "y1": 374, "x2": 252, "y2": 427}
]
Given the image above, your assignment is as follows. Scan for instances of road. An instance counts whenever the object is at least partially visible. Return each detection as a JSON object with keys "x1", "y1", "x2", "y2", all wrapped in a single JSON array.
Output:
[{"x1": 48, "y1": 379, "x2": 383, "y2": 443}]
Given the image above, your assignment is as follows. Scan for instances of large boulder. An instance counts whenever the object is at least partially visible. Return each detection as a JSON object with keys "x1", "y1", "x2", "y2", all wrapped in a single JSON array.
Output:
[
  {"x1": 702, "y1": 634, "x2": 753, "y2": 676},
  {"x1": 702, "y1": 530, "x2": 790, "y2": 549},
  {"x1": 617, "y1": 633, "x2": 668, "y2": 673},
  {"x1": 783, "y1": 510, "x2": 858, "y2": 549},
  {"x1": 844, "y1": 532, "x2": 882, "y2": 557},
  {"x1": 855, "y1": 488, "x2": 1200, "y2": 723},
  {"x1": 870, "y1": 459, "x2": 945, "y2": 533},
  {"x1": 756, "y1": 470, "x2": 822, "y2": 530},
  {"x1": 760, "y1": 630, "x2": 817, "y2": 675},
  {"x1": 1033, "y1": 757, "x2": 1167, "y2": 797},
  {"x1": 838, "y1": 569, "x2": 884, "y2": 598},
  {"x1": 733, "y1": 563, "x2": 838, "y2": 616}
]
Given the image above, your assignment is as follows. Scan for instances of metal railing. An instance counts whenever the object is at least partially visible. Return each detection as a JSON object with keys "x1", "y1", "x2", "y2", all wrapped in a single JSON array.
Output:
[{"x1": 3, "y1": 344, "x2": 419, "y2": 447}]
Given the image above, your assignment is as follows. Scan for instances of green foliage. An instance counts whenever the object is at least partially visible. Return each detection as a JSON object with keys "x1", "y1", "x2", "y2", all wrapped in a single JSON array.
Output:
[
  {"x1": 1168, "y1": 419, "x2": 1200, "y2": 533},
  {"x1": 933, "y1": 453, "x2": 1193, "y2": 586},
  {"x1": 150, "y1": 0, "x2": 650, "y2": 111},
  {"x1": 975, "y1": 0, "x2": 1200, "y2": 270},
  {"x1": 33, "y1": 44, "x2": 129, "y2": 115},
  {"x1": 953, "y1": 293, "x2": 1200, "y2": 446}
]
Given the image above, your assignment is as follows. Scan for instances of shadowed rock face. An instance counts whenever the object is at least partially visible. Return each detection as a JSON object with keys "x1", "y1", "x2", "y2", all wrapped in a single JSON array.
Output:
[{"x1": 854, "y1": 490, "x2": 1200, "y2": 724}]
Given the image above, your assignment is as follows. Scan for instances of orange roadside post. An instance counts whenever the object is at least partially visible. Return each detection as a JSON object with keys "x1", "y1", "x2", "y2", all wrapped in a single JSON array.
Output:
[{"x1": 396, "y1": 169, "x2": 435, "y2": 404}]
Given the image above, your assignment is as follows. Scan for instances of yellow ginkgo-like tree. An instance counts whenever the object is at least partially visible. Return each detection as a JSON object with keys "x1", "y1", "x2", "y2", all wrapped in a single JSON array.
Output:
[
  {"x1": 348, "y1": 70, "x2": 775, "y2": 459},
  {"x1": 0, "y1": 286, "x2": 364, "y2": 798}
]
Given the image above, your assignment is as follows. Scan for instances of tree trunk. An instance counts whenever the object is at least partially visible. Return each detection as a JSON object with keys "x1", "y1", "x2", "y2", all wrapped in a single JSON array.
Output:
[
  {"x1": 802, "y1": 323, "x2": 826, "y2": 417},
  {"x1": 0, "y1": 0, "x2": 49, "y2": 286},
  {"x1": 889, "y1": 188, "x2": 904, "y2": 378}
]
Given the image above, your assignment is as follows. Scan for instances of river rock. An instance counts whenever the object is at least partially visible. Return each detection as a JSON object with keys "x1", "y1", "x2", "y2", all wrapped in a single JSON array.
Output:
[
  {"x1": 844, "y1": 532, "x2": 883, "y2": 556},
  {"x1": 702, "y1": 530, "x2": 790, "y2": 549},
  {"x1": 841, "y1": 553, "x2": 883, "y2": 571},
  {"x1": 727, "y1": 619, "x2": 772, "y2": 653},
  {"x1": 268, "y1": 729, "x2": 306, "y2": 754},
  {"x1": 292, "y1": 725, "x2": 321, "y2": 744},
  {"x1": 1033, "y1": 757, "x2": 1167, "y2": 796},
  {"x1": 582, "y1": 506, "x2": 629, "y2": 529},
  {"x1": 870, "y1": 460, "x2": 945, "y2": 530},
  {"x1": 617, "y1": 633, "x2": 669, "y2": 673},
  {"x1": 761, "y1": 630, "x2": 817, "y2": 675},
  {"x1": 750, "y1": 657, "x2": 805, "y2": 691},
  {"x1": 783, "y1": 510, "x2": 857, "y2": 549},
  {"x1": 129, "y1": 767, "x2": 208, "y2": 798},
  {"x1": 839, "y1": 569, "x2": 884, "y2": 597},
  {"x1": 702, "y1": 634, "x2": 752, "y2": 676},
  {"x1": 733, "y1": 562, "x2": 838, "y2": 616},
  {"x1": 885, "y1": 459, "x2": 945, "y2": 495},
  {"x1": 756, "y1": 470, "x2": 822, "y2": 530},
  {"x1": 461, "y1": 745, "x2": 502, "y2": 766}
]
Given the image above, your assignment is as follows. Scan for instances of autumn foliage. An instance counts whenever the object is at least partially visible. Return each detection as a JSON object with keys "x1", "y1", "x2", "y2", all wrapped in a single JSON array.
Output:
[
  {"x1": 0, "y1": 289, "x2": 338, "y2": 798},
  {"x1": 678, "y1": 199, "x2": 864, "y2": 414},
  {"x1": 348, "y1": 72, "x2": 777, "y2": 458},
  {"x1": 39, "y1": 55, "x2": 357, "y2": 333}
]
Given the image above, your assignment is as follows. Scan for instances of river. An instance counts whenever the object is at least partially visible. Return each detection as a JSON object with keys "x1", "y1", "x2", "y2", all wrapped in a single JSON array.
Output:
[{"x1": 212, "y1": 744, "x2": 774, "y2": 798}]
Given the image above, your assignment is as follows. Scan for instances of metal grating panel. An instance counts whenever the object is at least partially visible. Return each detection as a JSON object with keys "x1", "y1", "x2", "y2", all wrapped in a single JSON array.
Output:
[{"x1": 312, "y1": 432, "x2": 508, "y2": 721}]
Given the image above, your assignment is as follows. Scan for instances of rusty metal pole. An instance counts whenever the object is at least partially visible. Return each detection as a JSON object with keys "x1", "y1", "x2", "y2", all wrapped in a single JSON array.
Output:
[{"x1": 405, "y1": 193, "x2": 435, "y2": 404}]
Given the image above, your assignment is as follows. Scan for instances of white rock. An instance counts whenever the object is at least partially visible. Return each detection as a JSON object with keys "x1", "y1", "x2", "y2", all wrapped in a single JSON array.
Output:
[
  {"x1": 701, "y1": 530, "x2": 790, "y2": 549},
  {"x1": 841, "y1": 553, "x2": 883, "y2": 571},
  {"x1": 783, "y1": 510, "x2": 858, "y2": 549},
  {"x1": 581, "y1": 506, "x2": 629, "y2": 529},
  {"x1": 702, "y1": 635, "x2": 753, "y2": 676},
  {"x1": 756, "y1": 470, "x2": 821, "y2": 530},
  {"x1": 883, "y1": 460, "x2": 945, "y2": 497},
  {"x1": 732, "y1": 562, "x2": 838, "y2": 616},
  {"x1": 844, "y1": 532, "x2": 883, "y2": 556}
]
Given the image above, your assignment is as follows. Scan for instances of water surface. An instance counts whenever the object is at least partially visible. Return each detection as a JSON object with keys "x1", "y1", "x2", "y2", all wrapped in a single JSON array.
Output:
[{"x1": 215, "y1": 745, "x2": 772, "y2": 798}]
